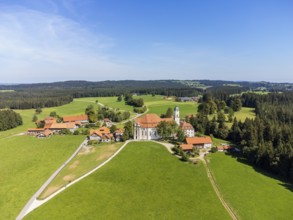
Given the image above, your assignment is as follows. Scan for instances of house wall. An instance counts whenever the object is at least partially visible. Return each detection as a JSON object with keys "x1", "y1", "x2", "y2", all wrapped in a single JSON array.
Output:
[
  {"x1": 90, "y1": 135, "x2": 101, "y2": 141},
  {"x1": 184, "y1": 129, "x2": 194, "y2": 137},
  {"x1": 203, "y1": 143, "x2": 212, "y2": 148}
]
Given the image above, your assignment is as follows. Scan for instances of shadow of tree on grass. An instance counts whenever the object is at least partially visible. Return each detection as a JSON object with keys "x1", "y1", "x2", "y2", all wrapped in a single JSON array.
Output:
[{"x1": 224, "y1": 150, "x2": 293, "y2": 193}]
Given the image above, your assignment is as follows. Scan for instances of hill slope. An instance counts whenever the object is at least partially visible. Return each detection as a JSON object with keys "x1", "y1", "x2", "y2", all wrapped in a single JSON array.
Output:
[{"x1": 26, "y1": 142, "x2": 230, "y2": 219}]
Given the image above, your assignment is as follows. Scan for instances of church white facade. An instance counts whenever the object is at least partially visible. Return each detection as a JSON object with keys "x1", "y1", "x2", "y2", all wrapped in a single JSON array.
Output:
[{"x1": 134, "y1": 106, "x2": 194, "y2": 140}]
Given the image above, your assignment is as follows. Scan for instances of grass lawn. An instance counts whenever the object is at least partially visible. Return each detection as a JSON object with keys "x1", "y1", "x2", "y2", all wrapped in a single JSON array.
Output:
[
  {"x1": 147, "y1": 101, "x2": 198, "y2": 118},
  {"x1": 0, "y1": 90, "x2": 15, "y2": 92},
  {"x1": 233, "y1": 107, "x2": 255, "y2": 122},
  {"x1": 0, "y1": 135, "x2": 85, "y2": 220},
  {"x1": 77, "y1": 95, "x2": 198, "y2": 119},
  {"x1": 76, "y1": 96, "x2": 134, "y2": 112},
  {"x1": 39, "y1": 142, "x2": 123, "y2": 199},
  {"x1": 208, "y1": 107, "x2": 255, "y2": 128},
  {"x1": 207, "y1": 153, "x2": 293, "y2": 220},
  {"x1": 26, "y1": 142, "x2": 230, "y2": 220},
  {"x1": 211, "y1": 137, "x2": 234, "y2": 147}
]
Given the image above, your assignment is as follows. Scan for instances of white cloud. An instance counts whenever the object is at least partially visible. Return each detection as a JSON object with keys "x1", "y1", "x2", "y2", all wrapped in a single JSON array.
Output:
[{"x1": 0, "y1": 6, "x2": 133, "y2": 83}]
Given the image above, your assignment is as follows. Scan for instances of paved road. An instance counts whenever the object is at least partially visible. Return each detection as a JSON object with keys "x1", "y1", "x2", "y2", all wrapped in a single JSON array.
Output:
[{"x1": 16, "y1": 139, "x2": 88, "y2": 220}]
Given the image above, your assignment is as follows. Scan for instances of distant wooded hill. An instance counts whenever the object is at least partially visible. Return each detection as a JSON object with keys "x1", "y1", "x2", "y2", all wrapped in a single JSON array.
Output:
[
  {"x1": 0, "y1": 80, "x2": 292, "y2": 109},
  {"x1": 1, "y1": 79, "x2": 292, "y2": 90}
]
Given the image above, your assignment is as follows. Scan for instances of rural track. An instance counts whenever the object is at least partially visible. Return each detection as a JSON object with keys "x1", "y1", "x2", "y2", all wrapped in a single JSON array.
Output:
[
  {"x1": 202, "y1": 157, "x2": 238, "y2": 220},
  {"x1": 16, "y1": 139, "x2": 88, "y2": 220},
  {"x1": 159, "y1": 142, "x2": 239, "y2": 220},
  {"x1": 17, "y1": 140, "x2": 132, "y2": 219}
]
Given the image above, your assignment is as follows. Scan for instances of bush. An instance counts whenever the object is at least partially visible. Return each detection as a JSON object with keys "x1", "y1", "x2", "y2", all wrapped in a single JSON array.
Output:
[
  {"x1": 171, "y1": 146, "x2": 180, "y2": 155},
  {"x1": 73, "y1": 130, "x2": 80, "y2": 135},
  {"x1": 60, "y1": 129, "x2": 72, "y2": 135},
  {"x1": 88, "y1": 140, "x2": 99, "y2": 145},
  {"x1": 181, "y1": 151, "x2": 190, "y2": 162},
  {"x1": 210, "y1": 146, "x2": 218, "y2": 153}
]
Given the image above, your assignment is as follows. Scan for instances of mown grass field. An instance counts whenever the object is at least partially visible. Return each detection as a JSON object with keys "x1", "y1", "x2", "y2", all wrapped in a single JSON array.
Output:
[
  {"x1": 233, "y1": 107, "x2": 255, "y2": 122},
  {"x1": 78, "y1": 95, "x2": 198, "y2": 119},
  {"x1": 208, "y1": 107, "x2": 255, "y2": 128},
  {"x1": 207, "y1": 153, "x2": 293, "y2": 220},
  {"x1": 26, "y1": 142, "x2": 230, "y2": 220},
  {"x1": 77, "y1": 96, "x2": 134, "y2": 112},
  {"x1": 0, "y1": 90, "x2": 15, "y2": 92},
  {"x1": 0, "y1": 135, "x2": 84, "y2": 220},
  {"x1": 39, "y1": 142, "x2": 123, "y2": 199}
]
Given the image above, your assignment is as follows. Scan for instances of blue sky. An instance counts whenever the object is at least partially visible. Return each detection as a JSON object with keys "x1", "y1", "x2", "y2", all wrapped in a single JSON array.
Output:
[{"x1": 0, "y1": 0, "x2": 292, "y2": 83}]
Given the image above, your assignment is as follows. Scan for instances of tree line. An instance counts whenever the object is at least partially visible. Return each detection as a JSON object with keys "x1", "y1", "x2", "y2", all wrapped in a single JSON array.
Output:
[
  {"x1": 0, "y1": 90, "x2": 73, "y2": 109},
  {"x1": 0, "y1": 110, "x2": 23, "y2": 131},
  {"x1": 189, "y1": 92, "x2": 293, "y2": 181},
  {"x1": 230, "y1": 92, "x2": 293, "y2": 180}
]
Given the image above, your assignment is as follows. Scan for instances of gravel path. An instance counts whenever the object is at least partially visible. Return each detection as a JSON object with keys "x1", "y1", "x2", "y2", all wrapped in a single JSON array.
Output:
[
  {"x1": 16, "y1": 139, "x2": 88, "y2": 220},
  {"x1": 17, "y1": 140, "x2": 132, "y2": 219},
  {"x1": 202, "y1": 155, "x2": 238, "y2": 220}
]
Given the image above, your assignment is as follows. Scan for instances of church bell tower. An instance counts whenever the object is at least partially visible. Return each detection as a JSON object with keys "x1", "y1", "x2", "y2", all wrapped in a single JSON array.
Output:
[{"x1": 174, "y1": 106, "x2": 180, "y2": 125}]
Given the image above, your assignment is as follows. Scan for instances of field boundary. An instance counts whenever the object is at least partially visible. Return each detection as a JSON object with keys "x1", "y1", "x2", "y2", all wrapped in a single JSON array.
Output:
[
  {"x1": 203, "y1": 157, "x2": 238, "y2": 220},
  {"x1": 17, "y1": 140, "x2": 132, "y2": 219},
  {"x1": 16, "y1": 138, "x2": 87, "y2": 220}
]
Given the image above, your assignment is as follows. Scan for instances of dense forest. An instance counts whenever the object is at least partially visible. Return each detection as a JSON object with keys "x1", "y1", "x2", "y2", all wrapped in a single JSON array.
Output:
[
  {"x1": 231, "y1": 92, "x2": 293, "y2": 180},
  {"x1": 0, "y1": 90, "x2": 73, "y2": 109},
  {"x1": 188, "y1": 92, "x2": 293, "y2": 181},
  {"x1": 0, "y1": 110, "x2": 23, "y2": 131}
]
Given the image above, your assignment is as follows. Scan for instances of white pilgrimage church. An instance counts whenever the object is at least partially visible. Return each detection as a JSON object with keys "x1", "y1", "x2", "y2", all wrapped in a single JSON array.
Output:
[{"x1": 134, "y1": 106, "x2": 194, "y2": 140}]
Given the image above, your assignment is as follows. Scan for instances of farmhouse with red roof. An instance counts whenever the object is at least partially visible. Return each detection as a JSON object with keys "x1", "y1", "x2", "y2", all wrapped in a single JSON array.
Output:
[{"x1": 186, "y1": 136, "x2": 213, "y2": 149}]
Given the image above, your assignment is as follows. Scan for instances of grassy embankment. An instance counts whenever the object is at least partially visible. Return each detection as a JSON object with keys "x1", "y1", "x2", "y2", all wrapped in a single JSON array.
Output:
[
  {"x1": 0, "y1": 135, "x2": 84, "y2": 220},
  {"x1": 26, "y1": 142, "x2": 230, "y2": 220},
  {"x1": 39, "y1": 142, "x2": 123, "y2": 199},
  {"x1": 0, "y1": 99, "x2": 93, "y2": 218},
  {"x1": 207, "y1": 153, "x2": 293, "y2": 220}
]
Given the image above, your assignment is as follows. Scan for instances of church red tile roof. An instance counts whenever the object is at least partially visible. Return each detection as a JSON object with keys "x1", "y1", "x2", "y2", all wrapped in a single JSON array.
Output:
[{"x1": 135, "y1": 114, "x2": 173, "y2": 128}]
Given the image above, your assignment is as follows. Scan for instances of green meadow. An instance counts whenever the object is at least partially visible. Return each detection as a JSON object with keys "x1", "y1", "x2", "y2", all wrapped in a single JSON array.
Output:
[
  {"x1": 208, "y1": 107, "x2": 255, "y2": 128},
  {"x1": 0, "y1": 90, "x2": 15, "y2": 92},
  {"x1": 77, "y1": 95, "x2": 199, "y2": 119},
  {"x1": 76, "y1": 96, "x2": 134, "y2": 112},
  {"x1": 26, "y1": 142, "x2": 230, "y2": 220},
  {"x1": 207, "y1": 153, "x2": 293, "y2": 220},
  {"x1": 39, "y1": 142, "x2": 123, "y2": 199},
  {"x1": 233, "y1": 107, "x2": 255, "y2": 122},
  {"x1": 0, "y1": 135, "x2": 84, "y2": 220}
]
